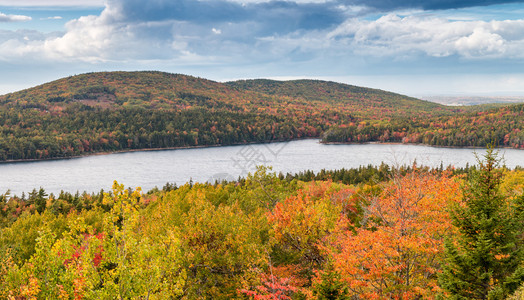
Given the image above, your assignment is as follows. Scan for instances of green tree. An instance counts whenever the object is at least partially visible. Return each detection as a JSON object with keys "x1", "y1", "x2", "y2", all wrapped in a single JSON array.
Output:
[{"x1": 439, "y1": 147, "x2": 524, "y2": 299}]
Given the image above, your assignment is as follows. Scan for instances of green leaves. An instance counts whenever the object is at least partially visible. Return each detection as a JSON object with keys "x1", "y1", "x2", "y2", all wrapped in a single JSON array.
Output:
[{"x1": 439, "y1": 148, "x2": 524, "y2": 299}]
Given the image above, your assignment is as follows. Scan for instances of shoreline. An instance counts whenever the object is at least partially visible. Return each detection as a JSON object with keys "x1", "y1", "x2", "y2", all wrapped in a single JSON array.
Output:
[
  {"x1": 1, "y1": 138, "x2": 522, "y2": 164},
  {"x1": 319, "y1": 141, "x2": 524, "y2": 150},
  {"x1": 0, "y1": 138, "x2": 317, "y2": 164}
]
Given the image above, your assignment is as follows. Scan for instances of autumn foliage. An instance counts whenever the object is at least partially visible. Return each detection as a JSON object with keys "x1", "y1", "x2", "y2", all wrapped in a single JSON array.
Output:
[
  {"x1": 0, "y1": 162, "x2": 523, "y2": 299},
  {"x1": 327, "y1": 171, "x2": 462, "y2": 299},
  {"x1": 1, "y1": 71, "x2": 522, "y2": 162}
]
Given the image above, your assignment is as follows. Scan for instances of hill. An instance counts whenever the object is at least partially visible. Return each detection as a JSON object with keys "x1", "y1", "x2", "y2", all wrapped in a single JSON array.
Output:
[
  {"x1": 1, "y1": 71, "x2": 254, "y2": 111},
  {"x1": 0, "y1": 71, "x2": 522, "y2": 161},
  {"x1": 227, "y1": 79, "x2": 451, "y2": 118},
  {"x1": 2, "y1": 71, "x2": 454, "y2": 119}
]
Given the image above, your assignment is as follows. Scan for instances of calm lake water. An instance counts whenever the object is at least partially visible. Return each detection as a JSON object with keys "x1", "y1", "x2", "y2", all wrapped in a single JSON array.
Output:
[{"x1": 1, "y1": 139, "x2": 523, "y2": 196}]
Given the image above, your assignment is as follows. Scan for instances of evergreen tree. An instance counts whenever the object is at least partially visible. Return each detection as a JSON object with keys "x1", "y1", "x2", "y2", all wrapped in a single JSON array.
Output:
[
  {"x1": 439, "y1": 147, "x2": 524, "y2": 299},
  {"x1": 313, "y1": 268, "x2": 349, "y2": 300}
]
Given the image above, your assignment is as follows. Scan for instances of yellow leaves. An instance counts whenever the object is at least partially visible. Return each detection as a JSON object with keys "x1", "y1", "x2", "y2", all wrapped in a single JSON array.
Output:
[
  {"x1": 500, "y1": 169, "x2": 524, "y2": 197},
  {"x1": 104, "y1": 181, "x2": 144, "y2": 229},
  {"x1": 65, "y1": 216, "x2": 92, "y2": 238},
  {"x1": 19, "y1": 276, "x2": 40, "y2": 300}
]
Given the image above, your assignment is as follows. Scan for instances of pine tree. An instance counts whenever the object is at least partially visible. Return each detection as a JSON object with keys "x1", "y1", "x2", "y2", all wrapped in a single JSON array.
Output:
[{"x1": 439, "y1": 147, "x2": 524, "y2": 299}]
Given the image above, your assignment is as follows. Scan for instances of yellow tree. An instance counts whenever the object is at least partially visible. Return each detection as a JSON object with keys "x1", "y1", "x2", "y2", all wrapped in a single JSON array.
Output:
[
  {"x1": 143, "y1": 182, "x2": 269, "y2": 299},
  {"x1": 1, "y1": 182, "x2": 185, "y2": 300},
  {"x1": 95, "y1": 181, "x2": 185, "y2": 299}
]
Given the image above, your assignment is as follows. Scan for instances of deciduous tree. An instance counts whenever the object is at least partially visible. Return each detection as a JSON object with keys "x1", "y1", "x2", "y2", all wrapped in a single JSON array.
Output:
[{"x1": 328, "y1": 171, "x2": 461, "y2": 299}]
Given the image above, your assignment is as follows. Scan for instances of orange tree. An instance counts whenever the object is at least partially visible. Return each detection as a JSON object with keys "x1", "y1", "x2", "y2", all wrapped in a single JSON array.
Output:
[
  {"x1": 264, "y1": 180, "x2": 358, "y2": 298},
  {"x1": 326, "y1": 170, "x2": 462, "y2": 299}
]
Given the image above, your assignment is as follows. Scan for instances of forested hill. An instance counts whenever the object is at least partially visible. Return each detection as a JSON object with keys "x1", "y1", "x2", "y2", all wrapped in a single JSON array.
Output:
[
  {"x1": 0, "y1": 71, "x2": 522, "y2": 161},
  {"x1": 227, "y1": 79, "x2": 448, "y2": 117},
  {"x1": 1, "y1": 71, "x2": 449, "y2": 116},
  {"x1": 0, "y1": 71, "x2": 255, "y2": 111}
]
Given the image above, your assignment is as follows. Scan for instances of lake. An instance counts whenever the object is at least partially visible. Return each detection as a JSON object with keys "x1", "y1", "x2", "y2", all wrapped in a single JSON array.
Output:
[{"x1": 1, "y1": 139, "x2": 523, "y2": 196}]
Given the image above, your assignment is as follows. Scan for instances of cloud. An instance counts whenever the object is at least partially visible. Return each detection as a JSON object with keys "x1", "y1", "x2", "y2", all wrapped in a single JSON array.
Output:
[
  {"x1": 338, "y1": 0, "x2": 524, "y2": 12},
  {"x1": 41, "y1": 16, "x2": 63, "y2": 20},
  {"x1": 0, "y1": 0, "x2": 346, "y2": 63},
  {"x1": 0, "y1": 0, "x2": 104, "y2": 6},
  {"x1": 1, "y1": 0, "x2": 522, "y2": 12},
  {"x1": 1, "y1": 0, "x2": 524, "y2": 66},
  {"x1": 329, "y1": 14, "x2": 524, "y2": 58},
  {"x1": 0, "y1": 12, "x2": 31, "y2": 22},
  {"x1": 108, "y1": 0, "x2": 345, "y2": 33}
]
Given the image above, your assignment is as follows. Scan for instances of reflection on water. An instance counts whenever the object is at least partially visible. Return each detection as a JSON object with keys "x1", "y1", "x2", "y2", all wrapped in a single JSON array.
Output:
[{"x1": 1, "y1": 139, "x2": 522, "y2": 195}]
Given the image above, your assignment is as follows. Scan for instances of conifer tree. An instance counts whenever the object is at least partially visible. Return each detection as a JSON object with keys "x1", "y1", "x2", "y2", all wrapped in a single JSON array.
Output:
[{"x1": 439, "y1": 147, "x2": 524, "y2": 299}]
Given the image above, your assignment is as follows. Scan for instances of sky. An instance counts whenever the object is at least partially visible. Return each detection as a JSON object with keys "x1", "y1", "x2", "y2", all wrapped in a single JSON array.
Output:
[{"x1": 1, "y1": 0, "x2": 524, "y2": 97}]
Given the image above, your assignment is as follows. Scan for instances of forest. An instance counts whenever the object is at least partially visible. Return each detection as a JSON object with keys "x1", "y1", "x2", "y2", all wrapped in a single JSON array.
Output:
[
  {"x1": 321, "y1": 103, "x2": 524, "y2": 147},
  {"x1": 1, "y1": 71, "x2": 523, "y2": 299},
  {"x1": 1, "y1": 150, "x2": 523, "y2": 299},
  {"x1": 0, "y1": 71, "x2": 522, "y2": 162}
]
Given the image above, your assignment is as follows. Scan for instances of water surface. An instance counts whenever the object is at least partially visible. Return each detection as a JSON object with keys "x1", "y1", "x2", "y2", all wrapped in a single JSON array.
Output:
[{"x1": 1, "y1": 140, "x2": 522, "y2": 195}]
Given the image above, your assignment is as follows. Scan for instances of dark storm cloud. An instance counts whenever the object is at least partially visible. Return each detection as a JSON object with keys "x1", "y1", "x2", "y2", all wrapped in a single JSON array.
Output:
[
  {"x1": 102, "y1": 0, "x2": 524, "y2": 43},
  {"x1": 109, "y1": 0, "x2": 345, "y2": 34}
]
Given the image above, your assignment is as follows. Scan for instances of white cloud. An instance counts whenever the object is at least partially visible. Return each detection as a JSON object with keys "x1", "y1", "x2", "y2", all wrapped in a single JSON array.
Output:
[
  {"x1": 329, "y1": 14, "x2": 524, "y2": 58},
  {"x1": 0, "y1": 12, "x2": 31, "y2": 22},
  {"x1": 455, "y1": 28, "x2": 505, "y2": 57},
  {"x1": 40, "y1": 16, "x2": 63, "y2": 20},
  {"x1": 42, "y1": 15, "x2": 116, "y2": 62},
  {"x1": 0, "y1": 0, "x2": 104, "y2": 6}
]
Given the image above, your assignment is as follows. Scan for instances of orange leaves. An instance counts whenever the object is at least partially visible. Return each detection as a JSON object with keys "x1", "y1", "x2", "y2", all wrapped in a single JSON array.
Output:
[
  {"x1": 267, "y1": 181, "x2": 358, "y2": 288},
  {"x1": 239, "y1": 273, "x2": 299, "y2": 300},
  {"x1": 328, "y1": 171, "x2": 462, "y2": 299},
  {"x1": 19, "y1": 275, "x2": 41, "y2": 300},
  {"x1": 269, "y1": 181, "x2": 355, "y2": 241}
]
